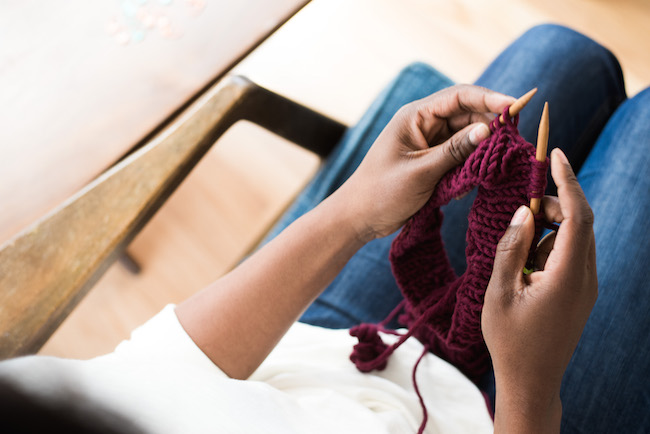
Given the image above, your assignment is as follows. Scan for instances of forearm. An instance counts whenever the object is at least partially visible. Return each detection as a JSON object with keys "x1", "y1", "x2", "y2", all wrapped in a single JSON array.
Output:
[
  {"x1": 175, "y1": 192, "x2": 365, "y2": 379},
  {"x1": 175, "y1": 84, "x2": 513, "y2": 380}
]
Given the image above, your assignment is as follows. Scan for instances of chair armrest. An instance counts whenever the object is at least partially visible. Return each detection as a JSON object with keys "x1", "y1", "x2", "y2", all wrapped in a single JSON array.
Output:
[{"x1": 0, "y1": 75, "x2": 346, "y2": 359}]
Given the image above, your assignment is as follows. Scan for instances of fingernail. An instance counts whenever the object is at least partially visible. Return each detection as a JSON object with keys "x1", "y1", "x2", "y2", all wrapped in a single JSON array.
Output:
[
  {"x1": 552, "y1": 148, "x2": 569, "y2": 164},
  {"x1": 469, "y1": 124, "x2": 490, "y2": 145},
  {"x1": 511, "y1": 206, "x2": 529, "y2": 226}
]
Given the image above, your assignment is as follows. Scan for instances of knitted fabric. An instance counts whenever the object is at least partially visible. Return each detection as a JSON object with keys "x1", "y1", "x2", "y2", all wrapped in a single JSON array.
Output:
[{"x1": 349, "y1": 108, "x2": 548, "y2": 433}]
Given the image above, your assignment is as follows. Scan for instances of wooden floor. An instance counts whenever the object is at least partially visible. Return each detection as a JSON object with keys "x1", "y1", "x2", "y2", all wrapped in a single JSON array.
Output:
[{"x1": 40, "y1": 0, "x2": 650, "y2": 358}]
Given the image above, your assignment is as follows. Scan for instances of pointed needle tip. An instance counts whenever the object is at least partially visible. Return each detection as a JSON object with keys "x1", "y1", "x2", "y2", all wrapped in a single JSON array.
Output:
[
  {"x1": 536, "y1": 102, "x2": 549, "y2": 162},
  {"x1": 500, "y1": 88, "x2": 538, "y2": 124}
]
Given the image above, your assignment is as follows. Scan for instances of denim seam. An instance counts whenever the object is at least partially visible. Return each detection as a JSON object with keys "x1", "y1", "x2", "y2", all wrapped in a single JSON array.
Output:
[{"x1": 572, "y1": 91, "x2": 626, "y2": 172}]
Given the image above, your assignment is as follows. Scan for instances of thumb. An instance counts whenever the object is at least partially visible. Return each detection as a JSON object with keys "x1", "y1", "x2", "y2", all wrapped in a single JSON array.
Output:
[
  {"x1": 491, "y1": 206, "x2": 535, "y2": 286},
  {"x1": 427, "y1": 122, "x2": 490, "y2": 176}
]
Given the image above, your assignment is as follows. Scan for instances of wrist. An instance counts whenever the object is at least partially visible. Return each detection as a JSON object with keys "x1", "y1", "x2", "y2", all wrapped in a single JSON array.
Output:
[
  {"x1": 324, "y1": 186, "x2": 378, "y2": 245},
  {"x1": 314, "y1": 192, "x2": 371, "y2": 249},
  {"x1": 494, "y1": 384, "x2": 562, "y2": 433}
]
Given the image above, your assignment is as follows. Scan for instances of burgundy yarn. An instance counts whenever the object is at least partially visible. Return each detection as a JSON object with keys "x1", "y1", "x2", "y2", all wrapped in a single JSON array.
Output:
[
  {"x1": 349, "y1": 107, "x2": 548, "y2": 432},
  {"x1": 349, "y1": 324, "x2": 389, "y2": 371}
]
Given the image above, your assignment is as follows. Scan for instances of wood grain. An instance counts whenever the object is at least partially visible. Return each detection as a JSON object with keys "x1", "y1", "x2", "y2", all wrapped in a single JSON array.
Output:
[
  {"x1": 0, "y1": 74, "x2": 344, "y2": 358},
  {"x1": 0, "y1": 76, "x2": 252, "y2": 357},
  {"x1": 0, "y1": 0, "x2": 308, "y2": 245},
  {"x1": 38, "y1": 0, "x2": 650, "y2": 358}
]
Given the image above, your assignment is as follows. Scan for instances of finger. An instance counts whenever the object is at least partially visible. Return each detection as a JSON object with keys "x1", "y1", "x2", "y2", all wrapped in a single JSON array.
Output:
[
  {"x1": 421, "y1": 112, "x2": 493, "y2": 144},
  {"x1": 418, "y1": 84, "x2": 515, "y2": 122},
  {"x1": 551, "y1": 149, "x2": 593, "y2": 231},
  {"x1": 541, "y1": 196, "x2": 563, "y2": 223},
  {"x1": 445, "y1": 112, "x2": 493, "y2": 135},
  {"x1": 422, "y1": 122, "x2": 490, "y2": 177},
  {"x1": 422, "y1": 112, "x2": 492, "y2": 146},
  {"x1": 532, "y1": 231, "x2": 557, "y2": 271},
  {"x1": 548, "y1": 148, "x2": 595, "y2": 270},
  {"x1": 490, "y1": 206, "x2": 535, "y2": 292}
]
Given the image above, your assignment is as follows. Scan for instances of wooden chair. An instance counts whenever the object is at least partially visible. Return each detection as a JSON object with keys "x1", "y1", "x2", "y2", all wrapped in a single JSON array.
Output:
[{"x1": 0, "y1": 75, "x2": 346, "y2": 359}]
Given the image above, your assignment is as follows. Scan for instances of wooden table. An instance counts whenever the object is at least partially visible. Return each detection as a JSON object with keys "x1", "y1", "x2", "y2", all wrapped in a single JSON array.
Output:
[{"x1": 0, "y1": 0, "x2": 307, "y2": 244}]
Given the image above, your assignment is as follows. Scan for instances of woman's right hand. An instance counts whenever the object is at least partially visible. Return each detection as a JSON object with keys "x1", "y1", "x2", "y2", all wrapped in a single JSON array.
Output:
[
  {"x1": 331, "y1": 84, "x2": 513, "y2": 243},
  {"x1": 482, "y1": 148, "x2": 598, "y2": 433}
]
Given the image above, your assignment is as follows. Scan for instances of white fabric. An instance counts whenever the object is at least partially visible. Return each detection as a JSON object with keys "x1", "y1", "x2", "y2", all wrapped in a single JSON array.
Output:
[{"x1": 0, "y1": 305, "x2": 493, "y2": 433}]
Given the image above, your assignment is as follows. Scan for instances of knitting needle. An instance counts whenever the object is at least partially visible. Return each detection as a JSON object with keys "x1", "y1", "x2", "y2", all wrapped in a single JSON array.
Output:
[
  {"x1": 499, "y1": 88, "x2": 538, "y2": 124},
  {"x1": 530, "y1": 102, "x2": 549, "y2": 214}
]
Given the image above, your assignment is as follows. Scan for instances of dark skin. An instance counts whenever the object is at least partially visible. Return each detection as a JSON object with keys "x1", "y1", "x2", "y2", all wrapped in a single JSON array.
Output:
[
  {"x1": 483, "y1": 148, "x2": 598, "y2": 433},
  {"x1": 176, "y1": 84, "x2": 511, "y2": 379},
  {"x1": 176, "y1": 85, "x2": 598, "y2": 432}
]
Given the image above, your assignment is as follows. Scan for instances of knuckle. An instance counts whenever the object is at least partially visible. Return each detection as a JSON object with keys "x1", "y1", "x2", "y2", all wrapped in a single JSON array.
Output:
[
  {"x1": 496, "y1": 228, "x2": 520, "y2": 255},
  {"x1": 414, "y1": 110, "x2": 428, "y2": 130},
  {"x1": 453, "y1": 83, "x2": 472, "y2": 93},
  {"x1": 447, "y1": 83, "x2": 464, "y2": 93},
  {"x1": 444, "y1": 136, "x2": 466, "y2": 164},
  {"x1": 573, "y1": 202, "x2": 595, "y2": 227},
  {"x1": 446, "y1": 84, "x2": 471, "y2": 111},
  {"x1": 395, "y1": 104, "x2": 412, "y2": 119},
  {"x1": 564, "y1": 167, "x2": 579, "y2": 183},
  {"x1": 582, "y1": 206, "x2": 595, "y2": 226}
]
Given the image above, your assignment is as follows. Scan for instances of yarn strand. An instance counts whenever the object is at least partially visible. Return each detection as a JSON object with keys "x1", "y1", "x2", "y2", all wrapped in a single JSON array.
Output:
[
  {"x1": 413, "y1": 346, "x2": 429, "y2": 434},
  {"x1": 350, "y1": 106, "x2": 549, "y2": 431}
]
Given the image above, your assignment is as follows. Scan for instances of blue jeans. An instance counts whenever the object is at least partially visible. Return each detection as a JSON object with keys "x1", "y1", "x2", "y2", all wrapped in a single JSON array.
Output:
[{"x1": 264, "y1": 24, "x2": 649, "y2": 432}]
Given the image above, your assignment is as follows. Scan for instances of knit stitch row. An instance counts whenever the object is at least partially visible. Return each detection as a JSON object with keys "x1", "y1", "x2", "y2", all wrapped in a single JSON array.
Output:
[{"x1": 350, "y1": 107, "x2": 548, "y2": 433}]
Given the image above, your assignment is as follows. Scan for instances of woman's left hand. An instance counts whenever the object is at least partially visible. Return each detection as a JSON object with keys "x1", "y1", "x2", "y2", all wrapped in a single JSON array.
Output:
[{"x1": 333, "y1": 84, "x2": 514, "y2": 242}]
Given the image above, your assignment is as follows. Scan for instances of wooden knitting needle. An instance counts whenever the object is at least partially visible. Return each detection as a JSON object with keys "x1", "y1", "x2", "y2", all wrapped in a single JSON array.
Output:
[
  {"x1": 499, "y1": 88, "x2": 538, "y2": 124},
  {"x1": 530, "y1": 102, "x2": 549, "y2": 214}
]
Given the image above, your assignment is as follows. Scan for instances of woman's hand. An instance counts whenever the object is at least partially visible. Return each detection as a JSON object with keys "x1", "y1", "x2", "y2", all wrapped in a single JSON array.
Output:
[
  {"x1": 177, "y1": 85, "x2": 514, "y2": 380},
  {"x1": 482, "y1": 148, "x2": 598, "y2": 433},
  {"x1": 333, "y1": 84, "x2": 515, "y2": 242}
]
